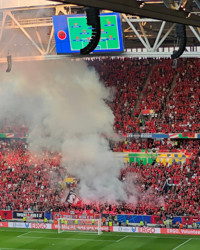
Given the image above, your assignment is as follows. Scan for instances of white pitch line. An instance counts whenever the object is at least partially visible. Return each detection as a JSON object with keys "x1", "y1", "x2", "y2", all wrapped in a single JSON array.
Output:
[
  {"x1": 0, "y1": 230, "x2": 105, "y2": 236},
  {"x1": 127, "y1": 235, "x2": 198, "y2": 240},
  {"x1": 0, "y1": 248, "x2": 34, "y2": 250},
  {"x1": 0, "y1": 230, "x2": 29, "y2": 233},
  {"x1": 113, "y1": 235, "x2": 200, "y2": 240},
  {"x1": 19, "y1": 236, "x2": 115, "y2": 242},
  {"x1": 116, "y1": 235, "x2": 129, "y2": 242},
  {"x1": 1, "y1": 229, "x2": 200, "y2": 241},
  {"x1": 17, "y1": 231, "x2": 31, "y2": 238},
  {"x1": 14, "y1": 230, "x2": 200, "y2": 240},
  {"x1": 172, "y1": 238, "x2": 192, "y2": 250}
]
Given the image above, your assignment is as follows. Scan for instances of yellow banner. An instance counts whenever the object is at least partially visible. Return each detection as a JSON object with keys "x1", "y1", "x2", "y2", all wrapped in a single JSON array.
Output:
[{"x1": 65, "y1": 178, "x2": 76, "y2": 183}]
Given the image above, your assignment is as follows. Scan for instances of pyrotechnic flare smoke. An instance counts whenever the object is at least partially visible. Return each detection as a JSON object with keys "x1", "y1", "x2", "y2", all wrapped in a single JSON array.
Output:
[{"x1": 0, "y1": 60, "x2": 127, "y2": 202}]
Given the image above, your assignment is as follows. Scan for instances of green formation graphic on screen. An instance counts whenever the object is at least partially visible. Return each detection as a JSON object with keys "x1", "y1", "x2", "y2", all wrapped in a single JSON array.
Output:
[{"x1": 68, "y1": 15, "x2": 120, "y2": 51}]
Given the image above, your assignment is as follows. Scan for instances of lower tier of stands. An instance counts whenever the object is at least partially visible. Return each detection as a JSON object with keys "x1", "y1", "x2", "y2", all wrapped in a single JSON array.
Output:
[{"x1": 0, "y1": 140, "x2": 199, "y2": 216}]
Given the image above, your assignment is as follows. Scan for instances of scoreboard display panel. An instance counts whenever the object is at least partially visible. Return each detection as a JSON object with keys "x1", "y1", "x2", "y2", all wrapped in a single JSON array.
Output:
[{"x1": 53, "y1": 13, "x2": 123, "y2": 54}]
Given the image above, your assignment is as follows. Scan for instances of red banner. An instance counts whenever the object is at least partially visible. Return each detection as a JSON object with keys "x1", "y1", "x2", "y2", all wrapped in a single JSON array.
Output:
[
  {"x1": 0, "y1": 210, "x2": 12, "y2": 220},
  {"x1": 151, "y1": 216, "x2": 163, "y2": 224},
  {"x1": 141, "y1": 109, "x2": 154, "y2": 115},
  {"x1": 182, "y1": 216, "x2": 200, "y2": 225},
  {"x1": 0, "y1": 222, "x2": 8, "y2": 228},
  {"x1": 161, "y1": 228, "x2": 200, "y2": 235},
  {"x1": 52, "y1": 212, "x2": 100, "y2": 220}
]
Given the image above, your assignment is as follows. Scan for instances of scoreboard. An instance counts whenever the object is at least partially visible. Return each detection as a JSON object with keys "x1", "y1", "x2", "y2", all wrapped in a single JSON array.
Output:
[{"x1": 53, "y1": 13, "x2": 123, "y2": 54}]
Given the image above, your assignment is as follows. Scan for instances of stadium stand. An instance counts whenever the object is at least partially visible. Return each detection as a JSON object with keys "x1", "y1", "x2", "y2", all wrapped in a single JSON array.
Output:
[
  {"x1": 120, "y1": 160, "x2": 200, "y2": 216},
  {"x1": 0, "y1": 140, "x2": 67, "y2": 211},
  {"x1": 0, "y1": 58, "x2": 200, "y2": 218},
  {"x1": 1, "y1": 58, "x2": 199, "y2": 135},
  {"x1": 0, "y1": 139, "x2": 199, "y2": 216},
  {"x1": 89, "y1": 58, "x2": 152, "y2": 133},
  {"x1": 90, "y1": 58, "x2": 200, "y2": 134},
  {"x1": 158, "y1": 58, "x2": 200, "y2": 133}
]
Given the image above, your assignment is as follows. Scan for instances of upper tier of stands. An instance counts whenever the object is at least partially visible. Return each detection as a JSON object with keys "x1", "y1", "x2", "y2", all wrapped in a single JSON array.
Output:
[
  {"x1": 89, "y1": 58, "x2": 151, "y2": 133},
  {"x1": 90, "y1": 58, "x2": 200, "y2": 134},
  {"x1": 0, "y1": 58, "x2": 199, "y2": 135},
  {"x1": 157, "y1": 59, "x2": 200, "y2": 133}
]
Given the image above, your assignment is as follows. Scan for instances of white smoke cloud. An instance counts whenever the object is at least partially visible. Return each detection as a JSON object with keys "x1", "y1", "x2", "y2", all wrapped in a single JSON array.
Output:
[
  {"x1": 123, "y1": 173, "x2": 139, "y2": 205},
  {"x1": 0, "y1": 59, "x2": 127, "y2": 202}
]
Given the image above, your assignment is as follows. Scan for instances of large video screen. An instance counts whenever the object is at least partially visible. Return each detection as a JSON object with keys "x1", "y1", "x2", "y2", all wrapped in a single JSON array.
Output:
[{"x1": 53, "y1": 13, "x2": 123, "y2": 54}]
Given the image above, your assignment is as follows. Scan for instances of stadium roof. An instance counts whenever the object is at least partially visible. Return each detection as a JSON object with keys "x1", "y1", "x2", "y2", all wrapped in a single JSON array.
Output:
[
  {"x1": 0, "y1": 1, "x2": 200, "y2": 62},
  {"x1": 0, "y1": 0, "x2": 60, "y2": 9},
  {"x1": 51, "y1": 0, "x2": 200, "y2": 27}
]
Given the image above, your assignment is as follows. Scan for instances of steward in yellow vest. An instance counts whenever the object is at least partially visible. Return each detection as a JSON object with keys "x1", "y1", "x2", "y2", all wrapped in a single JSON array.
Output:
[{"x1": 140, "y1": 220, "x2": 144, "y2": 227}]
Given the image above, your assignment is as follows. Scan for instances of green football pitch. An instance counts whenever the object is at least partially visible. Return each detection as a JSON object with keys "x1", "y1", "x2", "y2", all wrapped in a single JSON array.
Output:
[{"x1": 0, "y1": 228, "x2": 199, "y2": 250}]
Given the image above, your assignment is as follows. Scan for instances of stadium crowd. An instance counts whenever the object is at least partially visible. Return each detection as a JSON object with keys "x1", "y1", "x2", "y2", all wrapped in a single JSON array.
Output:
[
  {"x1": 89, "y1": 58, "x2": 151, "y2": 133},
  {"x1": 0, "y1": 139, "x2": 199, "y2": 216},
  {"x1": 111, "y1": 138, "x2": 200, "y2": 154},
  {"x1": 0, "y1": 58, "x2": 199, "y2": 135},
  {"x1": 0, "y1": 58, "x2": 200, "y2": 218},
  {"x1": 91, "y1": 58, "x2": 200, "y2": 134},
  {"x1": 157, "y1": 59, "x2": 200, "y2": 133},
  {"x1": 0, "y1": 140, "x2": 66, "y2": 211}
]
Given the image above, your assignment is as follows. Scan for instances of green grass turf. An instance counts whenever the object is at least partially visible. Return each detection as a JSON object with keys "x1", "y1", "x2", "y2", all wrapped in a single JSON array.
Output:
[{"x1": 0, "y1": 228, "x2": 199, "y2": 250}]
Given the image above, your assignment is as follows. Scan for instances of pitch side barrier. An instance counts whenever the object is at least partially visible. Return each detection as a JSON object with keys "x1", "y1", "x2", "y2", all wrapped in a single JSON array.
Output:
[{"x1": 1, "y1": 222, "x2": 200, "y2": 235}]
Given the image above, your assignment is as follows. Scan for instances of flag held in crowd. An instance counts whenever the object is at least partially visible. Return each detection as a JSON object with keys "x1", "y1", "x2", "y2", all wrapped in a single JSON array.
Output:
[{"x1": 66, "y1": 190, "x2": 82, "y2": 206}]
